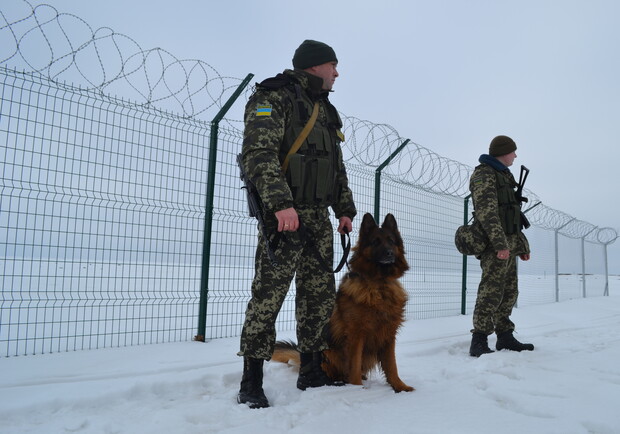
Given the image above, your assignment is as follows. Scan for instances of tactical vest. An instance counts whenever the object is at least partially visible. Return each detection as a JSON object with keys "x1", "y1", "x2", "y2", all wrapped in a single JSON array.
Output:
[
  {"x1": 269, "y1": 81, "x2": 345, "y2": 207},
  {"x1": 495, "y1": 170, "x2": 521, "y2": 235}
]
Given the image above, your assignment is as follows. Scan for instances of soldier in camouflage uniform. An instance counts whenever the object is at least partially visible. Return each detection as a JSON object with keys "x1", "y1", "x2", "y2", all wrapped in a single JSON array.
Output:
[
  {"x1": 237, "y1": 40, "x2": 357, "y2": 408},
  {"x1": 469, "y1": 135, "x2": 534, "y2": 357}
]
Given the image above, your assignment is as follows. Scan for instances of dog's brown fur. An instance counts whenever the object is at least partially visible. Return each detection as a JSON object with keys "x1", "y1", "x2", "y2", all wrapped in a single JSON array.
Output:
[{"x1": 272, "y1": 213, "x2": 414, "y2": 392}]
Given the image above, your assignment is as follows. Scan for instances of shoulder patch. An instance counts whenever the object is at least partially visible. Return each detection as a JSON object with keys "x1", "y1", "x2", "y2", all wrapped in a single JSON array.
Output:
[
  {"x1": 471, "y1": 175, "x2": 484, "y2": 185},
  {"x1": 256, "y1": 104, "x2": 272, "y2": 117}
]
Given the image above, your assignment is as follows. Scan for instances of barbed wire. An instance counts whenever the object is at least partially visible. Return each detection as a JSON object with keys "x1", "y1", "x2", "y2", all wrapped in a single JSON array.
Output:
[
  {"x1": 0, "y1": 0, "x2": 246, "y2": 124},
  {"x1": 1, "y1": 0, "x2": 616, "y2": 244}
]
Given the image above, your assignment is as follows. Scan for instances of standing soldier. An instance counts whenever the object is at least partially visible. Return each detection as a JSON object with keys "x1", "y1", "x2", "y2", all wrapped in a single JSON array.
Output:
[
  {"x1": 469, "y1": 135, "x2": 534, "y2": 357},
  {"x1": 237, "y1": 40, "x2": 357, "y2": 408}
]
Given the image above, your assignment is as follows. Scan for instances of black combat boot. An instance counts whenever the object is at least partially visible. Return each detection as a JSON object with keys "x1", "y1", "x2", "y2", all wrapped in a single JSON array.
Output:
[
  {"x1": 469, "y1": 332, "x2": 495, "y2": 357},
  {"x1": 237, "y1": 357, "x2": 269, "y2": 409},
  {"x1": 297, "y1": 352, "x2": 345, "y2": 390},
  {"x1": 496, "y1": 331, "x2": 534, "y2": 352}
]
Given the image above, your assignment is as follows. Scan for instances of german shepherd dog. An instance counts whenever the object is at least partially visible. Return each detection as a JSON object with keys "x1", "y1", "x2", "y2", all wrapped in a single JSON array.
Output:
[{"x1": 272, "y1": 213, "x2": 414, "y2": 392}]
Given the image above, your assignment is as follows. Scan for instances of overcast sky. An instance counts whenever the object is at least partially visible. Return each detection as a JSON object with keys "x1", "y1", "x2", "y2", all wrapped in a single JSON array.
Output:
[{"x1": 7, "y1": 0, "x2": 620, "y2": 257}]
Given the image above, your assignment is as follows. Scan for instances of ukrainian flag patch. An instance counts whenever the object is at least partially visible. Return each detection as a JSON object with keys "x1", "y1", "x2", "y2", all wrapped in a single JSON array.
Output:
[{"x1": 256, "y1": 104, "x2": 272, "y2": 117}]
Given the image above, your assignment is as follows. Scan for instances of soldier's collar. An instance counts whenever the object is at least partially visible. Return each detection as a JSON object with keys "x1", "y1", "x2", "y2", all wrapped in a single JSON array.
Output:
[
  {"x1": 287, "y1": 69, "x2": 330, "y2": 98},
  {"x1": 479, "y1": 154, "x2": 509, "y2": 172}
]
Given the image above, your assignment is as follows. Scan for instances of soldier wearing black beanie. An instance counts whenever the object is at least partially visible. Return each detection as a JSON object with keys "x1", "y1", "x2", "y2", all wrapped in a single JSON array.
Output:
[
  {"x1": 292, "y1": 40, "x2": 338, "y2": 70},
  {"x1": 489, "y1": 135, "x2": 517, "y2": 157},
  {"x1": 466, "y1": 134, "x2": 534, "y2": 358},
  {"x1": 237, "y1": 40, "x2": 355, "y2": 408}
]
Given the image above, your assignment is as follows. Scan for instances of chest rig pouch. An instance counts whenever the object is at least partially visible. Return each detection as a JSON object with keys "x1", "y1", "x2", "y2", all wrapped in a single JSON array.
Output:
[
  {"x1": 279, "y1": 84, "x2": 345, "y2": 207},
  {"x1": 495, "y1": 171, "x2": 521, "y2": 235}
]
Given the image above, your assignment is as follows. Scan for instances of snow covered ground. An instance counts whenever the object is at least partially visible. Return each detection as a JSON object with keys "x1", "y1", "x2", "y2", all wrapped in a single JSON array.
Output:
[{"x1": 1, "y1": 276, "x2": 619, "y2": 434}]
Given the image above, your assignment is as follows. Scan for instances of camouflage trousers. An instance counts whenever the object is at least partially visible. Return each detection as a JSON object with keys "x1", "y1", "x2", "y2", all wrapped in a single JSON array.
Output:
[
  {"x1": 238, "y1": 206, "x2": 336, "y2": 360},
  {"x1": 472, "y1": 250, "x2": 518, "y2": 335}
]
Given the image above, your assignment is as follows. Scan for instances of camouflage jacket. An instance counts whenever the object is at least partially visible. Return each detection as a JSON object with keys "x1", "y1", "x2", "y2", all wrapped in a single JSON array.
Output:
[
  {"x1": 470, "y1": 155, "x2": 530, "y2": 255},
  {"x1": 241, "y1": 69, "x2": 356, "y2": 220}
]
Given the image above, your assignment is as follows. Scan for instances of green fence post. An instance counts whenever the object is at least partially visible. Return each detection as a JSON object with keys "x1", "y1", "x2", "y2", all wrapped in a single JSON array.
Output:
[
  {"x1": 196, "y1": 73, "x2": 254, "y2": 341},
  {"x1": 581, "y1": 226, "x2": 597, "y2": 298},
  {"x1": 374, "y1": 139, "x2": 410, "y2": 222},
  {"x1": 461, "y1": 195, "x2": 471, "y2": 315},
  {"x1": 554, "y1": 217, "x2": 574, "y2": 303},
  {"x1": 603, "y1": 241, "x2": 610, "y2": 296}
]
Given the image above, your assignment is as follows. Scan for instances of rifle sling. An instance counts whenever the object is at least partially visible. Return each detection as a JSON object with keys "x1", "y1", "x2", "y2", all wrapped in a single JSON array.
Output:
[{"x1": 281, "y1": 101, "x2": 319, "y2": 174}]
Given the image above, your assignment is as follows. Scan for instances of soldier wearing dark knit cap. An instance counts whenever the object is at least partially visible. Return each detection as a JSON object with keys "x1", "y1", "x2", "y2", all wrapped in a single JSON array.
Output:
[
  {"x1": 236, "y1": 40, "x2": 356, "y2": 408},
  {"x1": 292, "y1": 39, "x2": 338, "y2": 70},
  {"x1": 489, "y1": 135, "x2": 517, "y2": 157},
  {"x1": 466, "y1": 135, "x2": 534, "y2": 358}
]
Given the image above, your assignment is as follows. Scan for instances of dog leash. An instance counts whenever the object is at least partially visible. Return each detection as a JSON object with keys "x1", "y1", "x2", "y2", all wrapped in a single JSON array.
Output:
[
  {"x1": 297, "y1": 222, "x2": 351, "y2": 274},
  {"x1": 266, "y1": 218, "x2": 351, "y2": 274}
]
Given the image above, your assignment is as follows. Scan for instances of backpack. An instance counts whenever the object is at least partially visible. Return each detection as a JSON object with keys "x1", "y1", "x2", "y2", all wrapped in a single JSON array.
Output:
[{"x1": 454, "y1": 220, "x2": 489, "y2": 256}]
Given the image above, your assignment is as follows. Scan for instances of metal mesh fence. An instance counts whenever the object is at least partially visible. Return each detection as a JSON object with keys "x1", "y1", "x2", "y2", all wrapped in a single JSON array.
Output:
[
  {"x1": 1, "y1": 68, "x2": 206, "y2": 355},
  {"x1": 1, "y1": 1, "x2": 618, "y2": 357}
]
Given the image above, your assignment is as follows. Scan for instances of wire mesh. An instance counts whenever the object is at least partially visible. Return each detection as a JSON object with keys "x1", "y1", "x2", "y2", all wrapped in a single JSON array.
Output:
[{"x1": 1, "y1": 68, "x2": 207, "y2": 355}]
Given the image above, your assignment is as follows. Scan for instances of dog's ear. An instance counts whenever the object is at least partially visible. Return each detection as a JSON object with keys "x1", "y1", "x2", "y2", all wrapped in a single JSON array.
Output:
[
  {"x1": 382, "y1": 213, "x2": 399, "y2": 232},
  {"x1": 360, "y1": 213, "x2": 378, "y2": 235},
  {"x1": 382, "y1": 214, "x2": 404, "y2": 246}
]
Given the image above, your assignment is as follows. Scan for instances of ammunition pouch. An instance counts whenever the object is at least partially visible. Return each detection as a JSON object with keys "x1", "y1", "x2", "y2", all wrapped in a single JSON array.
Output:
[
  {"x1": 499, "y1": 203, "x2": 521, "y2": 235},
  {"x1": 286, "y1": 153, "x2": 337, "y2": 206},
  {"x1": 496, "y1": 172, "x2": 521, "y2": 235}
]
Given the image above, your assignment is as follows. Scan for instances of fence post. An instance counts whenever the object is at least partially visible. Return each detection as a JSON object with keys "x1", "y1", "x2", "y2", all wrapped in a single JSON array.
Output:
[
  {"x1": 374, "y1": 139, "x2": 410, "y2": 223},
  {"x1": 581, "y1": 227, "x2": 597, "y2": 298},
  {"x1": 196, "y1": 73, "x2": 254, "y2": 342},
  {"x1": 603, "y1": 242, "x2": 609, "y2": 296},
  {"x1": 461, "y1": 195, "x2": 471, "y2": 315},
  {"x1": 554, "y1": 218, "x2": 575, "y2": 303}
]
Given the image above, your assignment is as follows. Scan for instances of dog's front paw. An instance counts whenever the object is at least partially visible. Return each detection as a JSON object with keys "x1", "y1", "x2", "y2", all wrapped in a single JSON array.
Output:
[{"x1": 392, "y1": 382, "x2": 415, "y2": 393}]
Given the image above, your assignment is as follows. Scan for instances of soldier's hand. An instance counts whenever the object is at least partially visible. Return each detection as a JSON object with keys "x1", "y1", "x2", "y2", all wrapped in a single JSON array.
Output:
[
  {"x1": 497, "y1": 249, "x2": 510, "y2": 260},
  {"x1": 337, "y1": 217, "x2": 352, "y2": 235},
  {"x1": 275, "y1": 207, "x2": 299, "y2": 232},
  {"x1": 519, "y1": 253, "x2": 531, "y2": 261}
]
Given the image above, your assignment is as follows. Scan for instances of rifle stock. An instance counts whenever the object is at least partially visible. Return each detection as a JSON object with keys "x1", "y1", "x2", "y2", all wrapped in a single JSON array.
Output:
[{"x1": 237, "y1": 154, "x2": 278, "y2": 265}]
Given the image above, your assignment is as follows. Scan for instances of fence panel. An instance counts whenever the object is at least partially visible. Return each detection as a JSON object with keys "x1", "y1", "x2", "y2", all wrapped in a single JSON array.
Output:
[
  {"x1": 517, "y1": 225, "x2": 557, "y2": 306},
  {"x1": 381, "y1": 177, "x2": 465, "y2": 319},
  {"x1": 1, "y1": 68, "x2": 207, "y2": 355}
]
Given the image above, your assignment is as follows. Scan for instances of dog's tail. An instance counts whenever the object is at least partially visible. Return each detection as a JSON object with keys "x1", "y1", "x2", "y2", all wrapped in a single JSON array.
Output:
[{"x1": 271, "y1": 340, "x2": 301, "y2": 366}]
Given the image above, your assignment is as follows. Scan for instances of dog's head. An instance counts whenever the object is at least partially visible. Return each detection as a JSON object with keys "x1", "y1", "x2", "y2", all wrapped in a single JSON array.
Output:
[{"x1": 350, "y1": 213, "x2": 409, "y2": 279}]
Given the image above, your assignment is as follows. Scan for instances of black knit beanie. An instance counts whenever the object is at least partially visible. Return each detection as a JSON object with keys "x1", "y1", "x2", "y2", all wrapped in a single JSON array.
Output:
[
  {"x1": 292, "y1": 40, "x2": 338, "y2": 69},
  {"x1": 489, "y1": 135, "x2": 517, "y2": 157}
]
